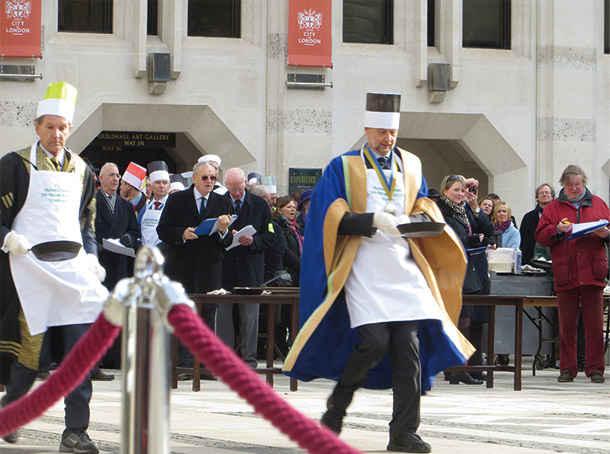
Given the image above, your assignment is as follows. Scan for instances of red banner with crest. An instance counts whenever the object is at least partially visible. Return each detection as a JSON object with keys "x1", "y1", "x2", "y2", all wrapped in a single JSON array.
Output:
[
  {"x1": 0, "y1": 0, "x2": 42, "y2": 58},
  {"x1": 287, "y1": 0, "x2": 332, "y2": 67}
]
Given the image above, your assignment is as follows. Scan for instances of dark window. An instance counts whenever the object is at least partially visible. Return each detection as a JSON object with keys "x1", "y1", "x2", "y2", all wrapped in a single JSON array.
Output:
[
  {"x1": 188, "y1": 0, "x2": 241, "y2": 38},
  {"x1": 343, "y1": 0, "x2": 393, "y2": 45},
  {"x1": 427, "y1": 0, "x2": 435, "y2": 47},
  {"x1": 463, "y1": 0, "x2": 511, "y2": 49},
  {"x1": 58, "y1": 0, "x2": 113, "y2": 34},
  {"x1": 148, "y1": 0, "x2": 158, "y2": 36},
  {"x1": 604, "y1": 0, "x2": 610, "y2": 54}
]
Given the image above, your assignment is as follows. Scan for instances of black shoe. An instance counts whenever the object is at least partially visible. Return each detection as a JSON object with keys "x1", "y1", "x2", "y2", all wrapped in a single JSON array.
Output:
[
  {"x1": 177, "y1": 373, "x2": 193, "y2": 381},
  {"x1": 494, "y1": 354, "x2": 509, "y2": 366},
  {"x1": 0, "y1": 396, "x2": 18, "y2": 443},
  {"x1": 91, "y1": 370, "x2": 114, "y2": 381},
  {"x1": 320, "y1": 407, "x2": 345, "y2": 435},
  {"x1": 557, "y1": 369, "x2": 574, "y2": 383},
  {"x1": 59, "y1": 429, "x2": 99, "y2": 454},
  {"x1": 450, "y1": 372, "x2": 483, "y2": 385},
  {"x1": 200, "y1": 373, "x2": 218, "y2": 381},
  {"x1": 469, "y1": 371, "x2": 487, "y2": 380},
  {"x1": 387, "y1": 431, "x2": 431, "y2": 453}
]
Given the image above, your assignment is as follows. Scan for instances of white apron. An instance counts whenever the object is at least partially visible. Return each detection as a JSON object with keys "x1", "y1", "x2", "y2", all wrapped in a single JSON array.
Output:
[
  {"x1": 8, "y1": 144, "x2": 108, "y2": 335},
  {"x1": 343, "y1": 154, "x2": 442, "y2": 328},
  {"x1": 140, "y1": 196, "x2": 167, "y2": 246}
]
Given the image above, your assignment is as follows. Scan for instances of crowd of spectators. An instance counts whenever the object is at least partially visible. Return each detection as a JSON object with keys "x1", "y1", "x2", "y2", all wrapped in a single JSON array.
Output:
[
  {"x1": 87, "y1": 157, "x2": 308, "y2": 374},
  {"x1": 44, "y1": 156, "x2": 609, "y2": 386}
]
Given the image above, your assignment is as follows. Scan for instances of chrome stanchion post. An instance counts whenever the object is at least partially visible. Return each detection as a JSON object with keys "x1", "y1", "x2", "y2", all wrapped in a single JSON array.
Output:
[{"x1": 103, "y1": 247, "x2": 194, "y2": 454}]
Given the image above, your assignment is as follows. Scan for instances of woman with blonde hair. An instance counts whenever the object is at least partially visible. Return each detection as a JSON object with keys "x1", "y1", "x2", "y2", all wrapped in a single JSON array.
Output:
[{"x1": 491, "y1": 202, "x2": 520, "y2": 249}]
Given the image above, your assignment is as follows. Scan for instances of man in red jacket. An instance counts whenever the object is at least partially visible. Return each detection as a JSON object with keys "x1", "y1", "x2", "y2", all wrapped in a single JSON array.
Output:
[{"x1": 535, "y1": 165, "x2": 610, "y2": 384}]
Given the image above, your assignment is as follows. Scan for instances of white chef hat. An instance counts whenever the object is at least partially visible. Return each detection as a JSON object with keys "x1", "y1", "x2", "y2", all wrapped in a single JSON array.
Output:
[
  {"x1": 36, "y1": 82, "x2": 78, "y2": 123},
  {"x1": 197, "y1": 154, "x2": 222, "y2": 167},
  {"x1": 147, "y1": 160, "x2": 170, "y2": 183}
]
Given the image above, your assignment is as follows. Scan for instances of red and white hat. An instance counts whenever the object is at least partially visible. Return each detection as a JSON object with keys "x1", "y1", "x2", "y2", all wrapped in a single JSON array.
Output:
[{"x1": 122, "y1": 162, "x2": 147, "y2": 192}]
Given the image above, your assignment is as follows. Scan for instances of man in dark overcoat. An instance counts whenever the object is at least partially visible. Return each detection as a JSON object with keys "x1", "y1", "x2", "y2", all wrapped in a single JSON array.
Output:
[
  {"x1": 219, "y1": 167, "x2": 274, "y2": 368},
  {"x1": 157, "y1": 160, "x2": 233, "y2": 327}
]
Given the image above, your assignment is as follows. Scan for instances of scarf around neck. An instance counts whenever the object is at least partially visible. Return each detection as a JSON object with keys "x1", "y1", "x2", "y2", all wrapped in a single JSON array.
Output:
[
  {"x1": 439, "y1": 195, "x2": 470, "y2": 229},
  {"x1": 494, "y1": 219, "x2": 512, "y2": 233},
  {"x1": 281, "y1": 215, "x2": 304, "y2": 252}
]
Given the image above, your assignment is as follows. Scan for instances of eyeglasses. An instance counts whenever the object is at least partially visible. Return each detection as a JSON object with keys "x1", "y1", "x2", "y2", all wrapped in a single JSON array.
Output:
[{"x1": 199, "y1": 175, "x2": 217, "y2": 181}]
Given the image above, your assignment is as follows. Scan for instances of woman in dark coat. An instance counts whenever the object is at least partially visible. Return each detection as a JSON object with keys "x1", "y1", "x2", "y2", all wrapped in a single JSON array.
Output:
[
  {"x1": 437, "y1": 175, "x2": 493, "y2": 385},
  {"x1": 273, "y1": 196, "x2": 303, "y2": 286}
]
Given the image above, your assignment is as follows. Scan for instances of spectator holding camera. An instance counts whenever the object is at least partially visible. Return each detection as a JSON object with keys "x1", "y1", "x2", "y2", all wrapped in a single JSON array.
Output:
[{"x1": 437, "y1": 175, "x2": 493, "y2": 385}]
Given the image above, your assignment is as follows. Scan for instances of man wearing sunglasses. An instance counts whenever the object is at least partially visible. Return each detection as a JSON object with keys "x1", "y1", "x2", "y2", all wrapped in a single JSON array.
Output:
[{"x1": 157, "y1": 160, "x2": 233, "y2": 329}]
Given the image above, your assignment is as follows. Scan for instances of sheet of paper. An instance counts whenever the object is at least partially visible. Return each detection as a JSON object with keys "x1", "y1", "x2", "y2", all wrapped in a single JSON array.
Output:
[
  {"x1": 566, "y1": 219, "x2": 609, "y2": 241},
  {"x1": 103, "y1": 238, "x2": 136, "y2": 258},
  {"x1": 225, "y1": 225, "x2": 257, "y2": 251}
]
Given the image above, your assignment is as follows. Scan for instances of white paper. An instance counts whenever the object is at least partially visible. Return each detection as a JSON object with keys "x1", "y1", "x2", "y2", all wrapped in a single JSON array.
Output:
[
  {"x1": 210, "y1": 215, "x2": 238, "y2": 235},
  {"x1": 225, "y1": 225, "x2": 257, "y2": 251},
  {"x1": 103, "y1": 238, "x2": 136, "y2": 258},
  {"x1": 566, "y1": 219, "x2": 609, "y2": 240}
]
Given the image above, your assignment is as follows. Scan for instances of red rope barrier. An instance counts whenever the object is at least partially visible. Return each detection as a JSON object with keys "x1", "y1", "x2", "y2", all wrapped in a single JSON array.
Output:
[
  {"x1": 168, "y1": 304, "x2": 363, "y2": 454},
  {"x1": 0, "y1": 315, "x2": 121, "y2": 437}
]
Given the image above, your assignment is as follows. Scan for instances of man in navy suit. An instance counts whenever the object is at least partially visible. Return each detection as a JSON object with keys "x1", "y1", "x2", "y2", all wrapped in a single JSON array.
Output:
[
  {"x1": 95, "y1": 163, "x2": 139, "y2": 291},
  {"x1": 157, "y1": 160, "x2": 233, "y2": 328},
  {"x1": 219, "y1": 168, "x2": 274, "y2": 368}
]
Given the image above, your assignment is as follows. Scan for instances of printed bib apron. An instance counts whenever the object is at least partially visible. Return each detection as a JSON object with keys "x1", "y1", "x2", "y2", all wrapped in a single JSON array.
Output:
[
  {"x1": 140, "y1": 196, "x2": 167, "y2": 246},
  {"x1": 8, "y1": 144, "x2": 108, "y2": 335},
  {"x1": 343, "y1": 153, "x2": 442, "y2": 328}
]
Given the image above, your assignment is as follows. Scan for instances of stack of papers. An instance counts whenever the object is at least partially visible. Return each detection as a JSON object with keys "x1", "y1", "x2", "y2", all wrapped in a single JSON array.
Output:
[
  {"x1": 102, "y1": 238, "x2": 136, "y2": 258},
  {"x1": 226, "y1": 225, "x2": 257, "y2": 251},
  {"x1": 566, "y1": 220, "x2": 609, "y2": 241}
]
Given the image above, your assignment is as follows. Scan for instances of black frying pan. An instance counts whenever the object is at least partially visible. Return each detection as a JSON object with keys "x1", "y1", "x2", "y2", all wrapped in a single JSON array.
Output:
[
  {"x1": 397, "y1": 222, "x2": 445, "y2": 238},
  {"x1": 30, "y1": 240, "x2": 82, "y2": 262}
]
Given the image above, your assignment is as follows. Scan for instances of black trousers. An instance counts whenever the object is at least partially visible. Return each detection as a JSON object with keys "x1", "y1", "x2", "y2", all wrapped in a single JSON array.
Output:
[
  {"x1": 331, "y1": 320, "x2": 421, "y2": 438},
  {"x1": 4, "y1": 323, "x2": 93, "y2": 430}
]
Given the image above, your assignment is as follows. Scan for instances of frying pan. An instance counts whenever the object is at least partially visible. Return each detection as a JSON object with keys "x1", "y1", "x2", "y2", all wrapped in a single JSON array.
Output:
[
  {"x1": 232, "y1": 287, "x2": 265, "y2": 295},
  {"x1": 29, "y1": 240, "x2": 82, "y2": 262},
  {"x1": 232, "y1": 274, "x2": 287, "y2": 294},
  {"x1": 397, "y1": 222, "x2": 445, "y2": 238}
]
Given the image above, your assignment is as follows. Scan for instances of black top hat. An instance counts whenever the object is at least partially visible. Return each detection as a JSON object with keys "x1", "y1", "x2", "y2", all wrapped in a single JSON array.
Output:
[
  {"x1": 427, "y1": 188, "x2": 440, "y2": 198},
  {"x1": 366, "y1": 93, "x2": 401, "y2": 113},
  {"x1": 170, "y1": 174, "x2": 185, "y2": 185},
  {"x1": 147, "y1": 160, "x2": 169, "y2": 174}
]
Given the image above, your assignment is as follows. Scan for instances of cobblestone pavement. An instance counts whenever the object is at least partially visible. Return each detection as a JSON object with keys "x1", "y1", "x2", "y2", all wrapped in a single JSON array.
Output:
[{"x1": 1, "y1": 361, "x2": 608, "y2": 454}]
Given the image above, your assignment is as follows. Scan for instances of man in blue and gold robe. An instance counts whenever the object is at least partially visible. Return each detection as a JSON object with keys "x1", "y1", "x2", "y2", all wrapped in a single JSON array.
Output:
[{"x1": 283, "y1": 93, "x2": 473, "y2": 453}]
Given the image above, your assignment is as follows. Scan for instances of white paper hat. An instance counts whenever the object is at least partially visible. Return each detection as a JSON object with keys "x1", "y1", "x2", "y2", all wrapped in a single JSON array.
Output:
[
  {"x1": 147, "y1": 160, "x2": 170, "y2": 183},
  {"x1": 364, "y1": 92, "x2": 401, "y2": 130},
  {"x1": 169, "y1": 174, "x2": 186, "y2": 192},
  {"x1": 36, "y1": 82, "x2": 78, "y2": 123},
  {"x1": 198, "y1": 154, "x2": 222, "y2": 166}
]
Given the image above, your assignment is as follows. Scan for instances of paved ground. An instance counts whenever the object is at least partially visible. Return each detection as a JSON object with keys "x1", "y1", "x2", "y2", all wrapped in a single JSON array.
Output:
[{"x1": 1, "y1": 359, "x2": 608, "y2": 454}]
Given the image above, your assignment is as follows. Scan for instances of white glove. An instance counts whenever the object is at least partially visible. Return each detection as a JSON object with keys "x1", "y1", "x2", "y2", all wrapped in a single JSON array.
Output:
[
  {"x1": 373, "y1": 212, "x2": 401, "y2": 237},
  {"x1": 2, "y1": 231, "x2": 31, "y2": 256},
  {"x1": 397, "y1": 214, "x2": 411, "y2": 225},
  {"x1": 86, "y1": 254, "x2": 106, "y2": 282}
]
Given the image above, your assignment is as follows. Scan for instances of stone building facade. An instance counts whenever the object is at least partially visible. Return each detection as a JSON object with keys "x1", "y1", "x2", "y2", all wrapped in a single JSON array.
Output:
[{"x1": 0, "y1": 0, "x2": 608, "y2": 221}]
